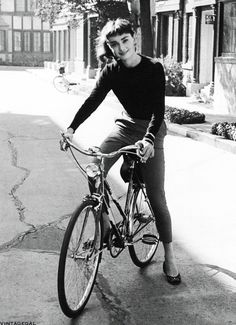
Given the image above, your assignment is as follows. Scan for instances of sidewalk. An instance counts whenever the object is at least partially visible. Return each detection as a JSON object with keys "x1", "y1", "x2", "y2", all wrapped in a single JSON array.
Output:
[
  {"x1": 28, "y1": 67, "x2": 236, "y2": 154},
  {"x1": 165, "y1": 96, "x2": 236, "y2": 155}
]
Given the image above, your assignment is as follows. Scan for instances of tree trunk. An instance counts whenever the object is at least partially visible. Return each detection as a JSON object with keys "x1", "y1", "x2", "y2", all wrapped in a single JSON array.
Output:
[{"x1": 139, "y1": 0, "x2": 153, "y2": 57}]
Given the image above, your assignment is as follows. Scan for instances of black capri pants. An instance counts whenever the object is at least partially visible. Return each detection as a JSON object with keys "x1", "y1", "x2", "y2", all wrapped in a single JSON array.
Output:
[{"x1": 95, "y1": 114, "x2": 172, "y2": 243}]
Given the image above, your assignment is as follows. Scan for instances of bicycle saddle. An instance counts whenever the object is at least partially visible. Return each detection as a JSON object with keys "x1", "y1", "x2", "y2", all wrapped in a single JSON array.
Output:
[{"x1": 120, "y1": 152, "x2": 144, "y2": 184}]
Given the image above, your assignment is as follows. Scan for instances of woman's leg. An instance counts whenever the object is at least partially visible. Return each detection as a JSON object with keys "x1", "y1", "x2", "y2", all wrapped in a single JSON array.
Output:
[
  {"x1": 141, "y1": 148, "x2": 179, "y2": 277},
  {"x1": 92, "y1": 127, "x2": 129, "y2": 239},
  {"x1": 92, "y1": 127, "x2": 128, "y2": 175}
]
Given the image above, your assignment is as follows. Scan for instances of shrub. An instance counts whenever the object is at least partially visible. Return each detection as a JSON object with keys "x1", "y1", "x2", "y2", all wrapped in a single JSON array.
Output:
[
  {"x1": 158, "y1": 56, "x2": 186, "y2": 96},
  {"x1": 211, "y1": 122, "x2": 236, "y2": 141},
  {"x1": 165, "y1": 106, "x2": 205, "y2": 124}
]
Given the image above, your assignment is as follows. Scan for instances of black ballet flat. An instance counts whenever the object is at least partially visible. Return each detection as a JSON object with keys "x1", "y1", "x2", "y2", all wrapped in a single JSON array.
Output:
[{"x1": 163, "y1": 262, "x2": 181, "y2": 285}]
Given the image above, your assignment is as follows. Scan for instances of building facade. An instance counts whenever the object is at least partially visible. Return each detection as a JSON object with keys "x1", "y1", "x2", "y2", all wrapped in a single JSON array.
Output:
[
  {"x1": 154, "y1": 0, "x2": 215, "y2": 94},
  {"x1": 214, "y1": 0, "x2": 236, "y2": 114},
  {"x1": 37, "y1": 0, "x2": 235, "y2": 115},
  {"x1": 49, "y1": 14, "x2": 98, "y2": 78},
  {"x1": 154, "y1": 0, "x2": 236, "y2": 114},
  {"x1": 0, "y1": 0, "x2": 53, "y2": 66}
]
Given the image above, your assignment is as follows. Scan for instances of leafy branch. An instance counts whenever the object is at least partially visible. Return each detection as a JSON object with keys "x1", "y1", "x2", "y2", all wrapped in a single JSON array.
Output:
[{"x1": 36, "y1": 0, "x2": 130, "y2": 28}]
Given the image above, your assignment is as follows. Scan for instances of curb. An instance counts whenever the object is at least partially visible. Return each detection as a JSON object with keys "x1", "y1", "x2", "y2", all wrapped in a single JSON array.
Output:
[{"x1": 167, "y1": 122, "x2": 236, "y2": 154}]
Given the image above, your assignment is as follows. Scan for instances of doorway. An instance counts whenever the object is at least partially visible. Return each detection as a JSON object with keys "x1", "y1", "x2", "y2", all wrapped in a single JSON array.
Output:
[{"x1": 199, "y1": 9, "x2": 214, "y2": 84}]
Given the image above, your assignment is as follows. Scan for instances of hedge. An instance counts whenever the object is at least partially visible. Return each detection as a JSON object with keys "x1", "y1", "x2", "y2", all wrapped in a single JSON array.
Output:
[
  {"x1": 165, "y1": 105, "x2": 205, "y2": 124},
  {"x1": 211, "y1": 122, "x2": 236, "y2": 141}
]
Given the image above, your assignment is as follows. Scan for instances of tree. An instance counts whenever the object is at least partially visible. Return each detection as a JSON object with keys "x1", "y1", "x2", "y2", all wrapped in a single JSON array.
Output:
[
  {"x1": 95, "y1": 1, "x2": 130, "y2": 28},
  {"x1": 36, "y1": 0, "x2": 130, "y2": 28},
  {"x1": 36, "y1": 0, "x2": 154, "y2": 56}
]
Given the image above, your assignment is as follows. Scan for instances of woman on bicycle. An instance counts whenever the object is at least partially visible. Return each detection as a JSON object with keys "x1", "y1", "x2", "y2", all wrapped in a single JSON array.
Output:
[{"x1": 64, "y1": 18, "x2": 181, "y2": 285}]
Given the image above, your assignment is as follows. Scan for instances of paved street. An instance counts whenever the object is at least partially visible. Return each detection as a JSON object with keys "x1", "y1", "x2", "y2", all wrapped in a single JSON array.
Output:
[{"x1": 0, "y1": 66, "x2": 235, "y2": 325}]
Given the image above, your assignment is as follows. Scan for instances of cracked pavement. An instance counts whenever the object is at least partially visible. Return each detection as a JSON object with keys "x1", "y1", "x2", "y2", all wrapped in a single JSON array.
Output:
[
  {"x1": 0, "y1": 113, "x2": 88, "y2": 323},
  {"x1": 0, "y1": 114, "x2": 81, "y2": 252},
  {"x1": 0, "y1": 111, "x2": 133, "y2": 325}
]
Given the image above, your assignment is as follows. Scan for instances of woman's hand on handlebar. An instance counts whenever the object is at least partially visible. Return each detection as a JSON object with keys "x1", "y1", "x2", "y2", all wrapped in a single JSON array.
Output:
[
  {"x1": 135, "y1": 139, "x2": 154, "y2": 163},
  {"x1": 64, "y1": 128, "x2": 74, "y2": 141}
]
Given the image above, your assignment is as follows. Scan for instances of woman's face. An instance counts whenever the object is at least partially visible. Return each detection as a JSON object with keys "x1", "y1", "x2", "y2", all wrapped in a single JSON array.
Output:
[{"x1": 107, "y1": 33, "x2": 136, "y2": 61}]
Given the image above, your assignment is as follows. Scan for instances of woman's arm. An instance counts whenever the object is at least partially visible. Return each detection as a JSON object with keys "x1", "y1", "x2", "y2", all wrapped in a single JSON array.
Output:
[
  {"x1": 135, "y1": 61, "x2": 165, "y2": 162},
  {"x1": 144, "y1": 61, "x2": 165, "y2": 143}
]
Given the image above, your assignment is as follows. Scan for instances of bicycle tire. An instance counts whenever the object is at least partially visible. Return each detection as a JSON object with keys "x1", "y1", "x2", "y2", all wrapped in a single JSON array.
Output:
[
  {"x1": 57, "y1": 199, "x2": 102, "y2": 318},
  {"x1": 128, "y1": 188, "x2": 159, "y2": 267},
  {"x1": 53, "y1": 75, "x2": 69, "y2": 93}
]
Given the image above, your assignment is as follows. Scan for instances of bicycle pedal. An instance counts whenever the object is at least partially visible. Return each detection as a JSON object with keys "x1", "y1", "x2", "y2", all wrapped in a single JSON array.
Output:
[{"x1": 142, "y1": 234, "x2": 158, "y2": 245}]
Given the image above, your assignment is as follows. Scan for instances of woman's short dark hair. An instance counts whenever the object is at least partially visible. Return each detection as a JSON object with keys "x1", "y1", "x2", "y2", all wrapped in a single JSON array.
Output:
[{"x1": 96, "y1": 18, "x2": 134, "y2": 63}]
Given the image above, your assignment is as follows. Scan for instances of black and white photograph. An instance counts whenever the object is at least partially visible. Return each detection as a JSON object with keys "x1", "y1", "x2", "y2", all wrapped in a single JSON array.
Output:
[{"x1": 0, "y1": 0, "x2": 235, "y2": 324}]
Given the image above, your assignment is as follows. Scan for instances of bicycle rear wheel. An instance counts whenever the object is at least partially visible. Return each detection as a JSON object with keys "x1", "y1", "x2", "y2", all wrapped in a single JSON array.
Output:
[
  {"x1": 128, "y1": 187, "x2": 159, "y2": 267},
  {"x1": 57, "y1": 199, "x2": 102, "y2": 318},
  {"x1": 53, "y1": 75, "x2": 69, "y2": 93}
]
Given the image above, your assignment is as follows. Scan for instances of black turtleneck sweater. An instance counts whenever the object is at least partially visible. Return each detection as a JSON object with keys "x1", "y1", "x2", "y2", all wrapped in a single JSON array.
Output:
[{"x1": 69, "y1": 55, "x2": 165, "y2": 139}]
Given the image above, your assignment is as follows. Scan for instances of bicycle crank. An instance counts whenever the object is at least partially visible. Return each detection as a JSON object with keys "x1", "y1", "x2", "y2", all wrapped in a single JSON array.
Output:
[{"x1": 108, "y1": 228, "x2": 125, "y2": 258}]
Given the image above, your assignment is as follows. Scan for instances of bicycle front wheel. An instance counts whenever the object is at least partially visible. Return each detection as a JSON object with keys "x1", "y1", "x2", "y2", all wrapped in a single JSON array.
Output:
[
  {"x1": 53, "y1": 75, "x2": 69, "y2": 93},
  {"x1": 128, "y1": 188, "x2": 159, "y2": 267},
  {"x1": 57, "y1": 199, "x2": 102, "y2": 318}
]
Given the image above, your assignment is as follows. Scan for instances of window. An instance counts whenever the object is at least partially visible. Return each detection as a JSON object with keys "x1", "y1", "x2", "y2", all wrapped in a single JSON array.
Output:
[
  {"x1": 14, "y1": 31, "x2": 22, "y2": 51},
  {"x1": 33, "y1": 31, "x2": 41, "y2": 51},
  {"x1": 24, "y1": 31, "x2": 31, "y2": 51},
  {"x1": 15, "y1": 0, "x2": 25, "y2": 12},
  {"x1": 43, "y1": 32, "x2": 51, "y2": 52},
  {"x1": 187, "y1": 14, "x2": 193, "y2": 62},
  {"x1": 1, "y1": 0, "x2": 14, "y2": 11},
  {"x1": 0, "y1": 31, "x2": 6, "y2": 52},
  {"x1": 223, "y1": 2, "x2": 236, "y2": 54},
  {"x1": 26, "y1": 0, "x2": 37, "y2": 12}
]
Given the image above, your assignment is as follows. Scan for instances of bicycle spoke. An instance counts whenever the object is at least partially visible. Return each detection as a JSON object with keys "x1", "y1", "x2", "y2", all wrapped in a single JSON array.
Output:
[{"x1": 128, "y1": 188, "x2": 159, "y2": 267}]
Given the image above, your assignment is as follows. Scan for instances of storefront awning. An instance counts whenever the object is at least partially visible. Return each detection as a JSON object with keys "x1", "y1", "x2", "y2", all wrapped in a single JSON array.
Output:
[{"x1": 155, "y1": 0, "x2": 180, "y2": 13}]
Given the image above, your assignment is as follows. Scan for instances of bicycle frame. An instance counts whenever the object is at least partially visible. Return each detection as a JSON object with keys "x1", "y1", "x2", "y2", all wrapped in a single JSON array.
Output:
[
  {"x1": 58, "y1": 134, "x2": 159, "y2": 318},
  {"x1": 53, "y1": 69, "x2": 79, "y2": 93},
  {"x1": 60, "y1": 134, "x2": 156, "y2": 255}
]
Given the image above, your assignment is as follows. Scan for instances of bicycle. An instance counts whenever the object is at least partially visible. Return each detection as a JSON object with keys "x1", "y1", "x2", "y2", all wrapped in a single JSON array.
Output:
[
  {"x1": 57, "y1": 133, "x2": 159, "y2": 318},
  {"x1": 53, "y1": 66, "x2": 79, "y2": 93}
]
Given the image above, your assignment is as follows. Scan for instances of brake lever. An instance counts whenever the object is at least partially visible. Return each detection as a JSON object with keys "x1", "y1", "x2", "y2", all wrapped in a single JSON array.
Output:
[{"x1": 60, "y1": 133, "x2": 69, "y2": 151}]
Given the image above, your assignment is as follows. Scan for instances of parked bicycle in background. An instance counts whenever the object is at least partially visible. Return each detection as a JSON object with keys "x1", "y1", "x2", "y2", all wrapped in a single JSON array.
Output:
[{"x1": 53, "y1": 63, "x2": 80, "y2": 93}]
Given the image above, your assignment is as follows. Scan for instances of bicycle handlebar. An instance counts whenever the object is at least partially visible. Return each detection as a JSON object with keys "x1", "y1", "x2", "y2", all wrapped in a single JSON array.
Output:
[{"x1": 60, "y1": 132, "x2": 141, "y2": 159}]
